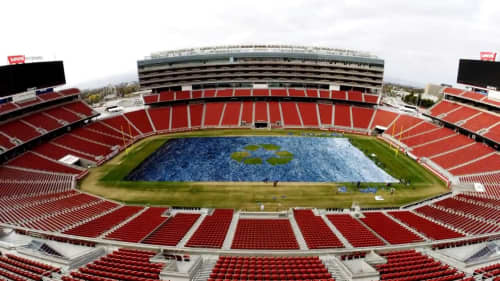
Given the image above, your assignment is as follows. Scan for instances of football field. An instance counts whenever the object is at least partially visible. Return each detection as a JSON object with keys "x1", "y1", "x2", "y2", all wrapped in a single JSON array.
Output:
[{"x1": 79, "y1": 129, "x2": 448, "y2": 210}]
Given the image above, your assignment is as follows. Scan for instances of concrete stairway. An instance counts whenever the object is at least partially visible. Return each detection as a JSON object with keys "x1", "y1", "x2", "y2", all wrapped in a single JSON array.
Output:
[
  {"x1": 288, "y1": 212, "x2": 309, "y2": 250},
  {"x1": 222, "y1": 212, "x2": 239, "y2": 249},
  {"x1": 321, "y1": 256, "x2": 350, "y2": 281},
  {"x1": 192, "y1": 257, "x2": 218, "y2": 281},
  {"x1": 177, "y1": 213, "x2": 206, "y2": 248}
]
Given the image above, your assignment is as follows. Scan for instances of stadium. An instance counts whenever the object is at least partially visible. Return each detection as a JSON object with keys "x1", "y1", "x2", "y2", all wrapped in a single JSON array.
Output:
[{"x1": 0, "y1": 45, "x2": 499, "y2": 281}]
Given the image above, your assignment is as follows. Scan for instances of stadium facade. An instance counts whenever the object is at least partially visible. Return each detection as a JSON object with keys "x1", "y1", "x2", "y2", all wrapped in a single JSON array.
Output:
[{"x1": 137, "y1": 45, "x2": 384, "y2": 93}]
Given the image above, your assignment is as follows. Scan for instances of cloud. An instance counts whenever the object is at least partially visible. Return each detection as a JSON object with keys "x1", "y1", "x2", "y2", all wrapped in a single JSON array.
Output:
[{"x1": 0, "y1": 0, "x2": 498, "y2": 88}]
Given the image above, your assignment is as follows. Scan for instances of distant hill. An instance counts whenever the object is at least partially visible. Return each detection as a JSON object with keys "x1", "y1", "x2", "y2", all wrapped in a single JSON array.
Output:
[{"x1": 71, "y1": 72, "x2": 138, "y2": 90}]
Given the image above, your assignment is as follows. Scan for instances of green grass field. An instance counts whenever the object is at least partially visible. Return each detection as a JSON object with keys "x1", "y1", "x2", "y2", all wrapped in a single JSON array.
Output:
[{"x1": 79, "y1": 129, "x2": 448, "y2": 211}]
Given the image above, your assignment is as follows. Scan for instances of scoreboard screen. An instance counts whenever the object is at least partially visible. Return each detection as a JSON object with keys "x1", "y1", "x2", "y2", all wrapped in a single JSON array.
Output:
[
  {"x1": 0, "y1": 61, "x2": 66, "y2": 97},
  {"x1": 457, "y1": 59, "x2": 500, "y2": 90}
]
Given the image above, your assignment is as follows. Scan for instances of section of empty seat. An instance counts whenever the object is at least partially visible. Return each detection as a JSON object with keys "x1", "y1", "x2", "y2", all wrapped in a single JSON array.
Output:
[
  {"x1": 333, "y1": 104, "x2": 351, "y2": 127},
  {"x1": 0, "y1": 132, "x2": 16, "y2": 150},
  {"x1": 22, "y1": 112, "x2": 63, "y2": 132},
  {"x1": 170, "y1": 104, "x2": 189, "y2": 130},
  {"x1": 483, "y1": 123, "x2": 500, "y2": 143},
  {"x1": 143, "y1": 94, "x2": 159, "y2": 104},
  {"x1": 106, "y1": 207, "x2": 168, "y2": 243},
  {"x1": 0, "y1": 253, "x2": 60, "y2": 281},
  {"x1": 63, "y1": 101, "x2": 96, "y2": 117},
  {"x1": 231, "y1": 219, "x2": 299, "y2": 250},
  {"x1": 442, "y1": 106, "x2": 480, "y2": 124},
  {"x1": 52, "y1": 134, "x2": 113, "y2": 158},
  {"x1": 351, "y1": 106, "x2": 374, "y2": 129},
  {"x1": 45, "y1": 106, "x2": 81, "y2": 123},
  {"x1": 64, "y1": 249, "x2": 162, "y2": 281},
  {"x1": 240, "y1": 102, "x2": 253, "y2": 124},
  {"x1": 64, "y1": 205, "x2": 143, "y2": 237},
  {"x1": 25, "y1": 200, "x2": 118, "y2": 232},
  {"x1": 459, "y1": 171, "x2": 500, "y2": 186},
  {"x1": 0, "y1": 166, "x2": 73, "y2": 197},
  {"x1": 473, "y1": 262, "x2": 500, "y2": 279},
  {"x1": 434, "y1": 197, "x2": 500, "y2": 223},
  {"x1": 142, "y1": 213, "x2": 200, "y2": 246},
  {"x1": 304, "y1": 89, "x2": 317, "y2": 97},
  {"x1": 462, "y1": 112, "x2": 500, "y2": 132},
  {"x1": 443, "y1": 87, "x2": 465, "y2": 96},
  {"x1": 430, "y1": 143, "x2": 494, "y2": 169},
  {"x1": 428, "y1": 100, "x2": 460, "y2": 117},
  {"x1": 395, "y1": 121, "x2": 437, "y2": 139},
  {"x1": 254, "y1": 102, "x2": 268, "y2": 123},
  {"x1": 363, "y1": 94, "x2": 379, "y2": 104},
  {"x1": 0, "y1": 102, "x2": 19, "y2": 115},
  {"x1": 318, "y1": 104, "x2": 333, "y2": 127},
  {"x1": 319, "y1": 90, "x2": 331, "y2": 99},
  {"x1": 360, "y1": 212, "x2": 423, "y2": 244},
  {"x1": 415, "y1": 205, "x2": 500, "y2": 235},
  {"x1": 0, "y1": 120, "x2": 41, "y2": 142},
  {"x1": 16, "y1": 97, "x2": 42, "y2": 108},
  {"x1": 462, "y1": 90, "x2": 488, "y2": 102},
  {"x1": 401, "y1": 128, "x2": 455, "y2": 147},
  {"x1": 7, "y1": 152, "x2": 85, "y2": 176},
  {"x1": 253, "y1": 89, "x2": 269, "y2": 97},
  {"x1": 288, "y1": 89, "x2": 306, "y2": 97},
  {"x1": 280, "y1": 102, "x2": 302, "y2": 127},
  {"x1": 347, "y1": 91, "x2": 363, "y2": 102},
  {"x1": 376, "y1": 250, "x2": 465, "y2": 281},
  {"x1": 370, "y1": 109, "x2": 399, "y2": 129},
  {"x1": 176, "y1": 91, "x2": 192, "y2": 100},
  {"x1": 208, "y1": 256, "x2": 334, "y2": 281},
  {"x1": 268, "y1": 102, "x2": 282, "y2": 126},
  {"x1": 449, "y1": 154, "x2": 500, "y2": 176},
  {"x1": 456, "y1": 193, "x2": 500, "y2": 206},
  {"x1": 204, "y1": 89, "x2": 216, "y2": 98},
  {"x1": 271, "y1": 89, "x2": 287, "y2": 97},
  {"x1": 159, "y1": 91, "x2": 175, "y2": 102},
  {"x1": 189, "y1": 104, "x2": 204, "y2": 128},
  {"x1": 215, "y1": 89, "x2": 233, "y2": 97},
  {"x1": 32, "y1": 142, "x2": 98, "y2": 162},
  {"x1": 234, "y1": 89, "x2": 251, "y2": 97},
  {"x1": 147, "y1": 107, "x2": 171, "y2": 132},
  {"x1": 387, "y1": 211, "x2": 464, "y2": 240},
  {"x1": 221, "y1": 103, "x2": 241, "y2": 126},
  {"x1": 85, "y1": 121, "x2": 133, "y2": 140},
  {"x1": 293, "y1": 209, "x2": 343, "y2": 249},
  {"x1": 71, "y1": 127, "x2": 125, "y2": 148},
  {"x1": 327, "y1": 214, "x2": 385, "y2": 247},
  {"x1": 386, "y1": 115, "x2": 422, "y2": 136},
  {"x1": 410, "y1": 134, "x2": 473, "y2": 158},
  {"x1": 0, "y1": 192, "x2": 102, "y2": 226},
  {"x1": 186, "y1": 209, "x2": 233, "y2": 248},
  {"x1": 124, "y1": 110, "x2": 154, "y2": 135},
  {"x1": 101, "y1": 115, "x2": 142, "y2": 137},
  {"x1": 331, "y1": 90, "x2": 346, "y2": 100},
  {"x1": 297, "y1": 103, "x2": 319, "y2": 127},
  {"x1": 203, "y1": 102, "x2": 225, "y2": 127}
]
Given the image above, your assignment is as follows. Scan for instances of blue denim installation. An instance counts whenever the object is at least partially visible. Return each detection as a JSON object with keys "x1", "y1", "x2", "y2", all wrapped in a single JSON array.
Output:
[{"x1": 126, "y1": 137, "x2": 397, "y2": 183}]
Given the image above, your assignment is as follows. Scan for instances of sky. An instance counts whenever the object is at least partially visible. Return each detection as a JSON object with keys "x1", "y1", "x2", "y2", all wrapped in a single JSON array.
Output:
[{"x1": 1, "y1": 0, "x2": 499, "y2": 89}]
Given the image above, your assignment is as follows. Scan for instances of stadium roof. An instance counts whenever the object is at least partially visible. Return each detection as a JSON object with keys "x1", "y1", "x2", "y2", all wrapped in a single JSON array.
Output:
[{"x1": 139, "y1": 44, "x2": 384, "y2": 67}]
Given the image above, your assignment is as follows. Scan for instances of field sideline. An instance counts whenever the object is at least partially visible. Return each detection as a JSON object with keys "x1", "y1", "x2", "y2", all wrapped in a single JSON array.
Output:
[{"x1": 78, "y1": 129, "x2": 448, "y2": 211}]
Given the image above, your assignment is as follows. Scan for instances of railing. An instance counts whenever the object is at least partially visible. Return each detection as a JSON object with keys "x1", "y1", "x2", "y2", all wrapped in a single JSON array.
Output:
[{"x1": 147, "y1": 44, "x2": 379, "y2": 60}]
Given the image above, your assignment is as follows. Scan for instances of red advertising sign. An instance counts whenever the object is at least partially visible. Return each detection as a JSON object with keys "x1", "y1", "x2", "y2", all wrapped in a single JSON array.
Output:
[
  {"x1": 8, "y1": 55, "x2": 25, "y2": 64},
  {"x1": 480, "y1": 52, "x2": 497, "y2": 61}
]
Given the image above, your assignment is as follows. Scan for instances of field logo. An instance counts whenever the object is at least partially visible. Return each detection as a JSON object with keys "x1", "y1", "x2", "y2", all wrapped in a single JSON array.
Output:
[
  {"x1": 8, "y1": 55, "x2": 25, "y2": 64},
  {"x1": 480, "y1": 52, "x2": 497, "y2": 61},
  {"x1": 231, "y1": 144, "x2": 294, "y2": 165}
]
